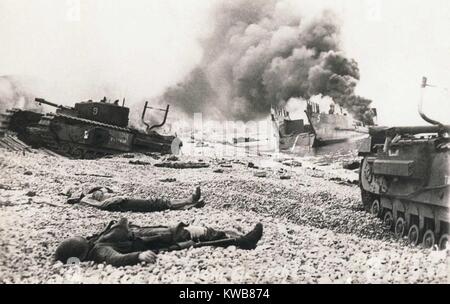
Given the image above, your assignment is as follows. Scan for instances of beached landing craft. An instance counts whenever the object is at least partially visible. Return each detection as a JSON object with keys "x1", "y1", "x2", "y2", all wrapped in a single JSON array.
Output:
[
  {"x1": 0, "y1": 98, "x2": 181, "y2": 158},
  {"x1": 359, "y1": 77, "x2": 449, "y2": 250},
  {"x1": 271, "y1": 101, "x2": 374, "y2": 151}
]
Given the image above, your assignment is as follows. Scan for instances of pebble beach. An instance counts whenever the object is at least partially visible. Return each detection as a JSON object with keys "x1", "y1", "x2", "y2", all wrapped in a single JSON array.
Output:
[{"x1": 0, "y1": 145, "x2": 449, "y2": 284}]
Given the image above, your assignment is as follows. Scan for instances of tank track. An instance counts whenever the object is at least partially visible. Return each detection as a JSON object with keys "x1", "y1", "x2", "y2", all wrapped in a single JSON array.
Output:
[
  {"x1": 0, "y1": 109, "x2": 21, "y2": 136},
  {"x1": 365, "y1": 193, "x2": 449, "y2": 250},
  {"x1": 30, "y1": 113, "x2": 173, "y2": 159},
  {"x1": 28, "y1": 114, "x2": 123, "y2": 159},
  {"x1": 361, "y1": 158, "x2": 449, "y2": 251},
  {"x1": 57, "y1": 114, "x2": 176, "y2": 149},
  {"x1": 2, "y1": 109, "x2": 174, "y2": 158},
  {"x1": 54, "y1": 113, "x2": 131, "y2": 132}
]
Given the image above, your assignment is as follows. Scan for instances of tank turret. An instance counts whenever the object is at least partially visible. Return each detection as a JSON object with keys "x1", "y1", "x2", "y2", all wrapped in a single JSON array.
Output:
[
  {"x1": 36, "y1": 98, "x2": 130, "y2": 128},
  {"x1": 1, "y1": 97, "x2": 180, "y2": 158}
]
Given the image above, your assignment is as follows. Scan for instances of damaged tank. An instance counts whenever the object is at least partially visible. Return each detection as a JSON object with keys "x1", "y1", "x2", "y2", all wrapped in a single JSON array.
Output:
[
  {"x1": 0, "y1": 97, "x2": 181, "y2": 158},
  {"x1": 359, "y1": 77, "x2": 449, "y2": 250}
]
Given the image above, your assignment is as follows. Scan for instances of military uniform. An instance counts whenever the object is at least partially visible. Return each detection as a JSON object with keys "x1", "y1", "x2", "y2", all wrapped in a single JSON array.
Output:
[
  {"x1": 76, "y1": 219, "x2": 247, "y2": 266},
  {"x1": 67, "y1": 186, "x2": 196, "y2": 212}
]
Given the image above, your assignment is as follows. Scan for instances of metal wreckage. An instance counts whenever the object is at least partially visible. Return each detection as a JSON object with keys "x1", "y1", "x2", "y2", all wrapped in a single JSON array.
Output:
[
  {"x1": 0, "y1": 77, "x2": 448, "y2": 251},
  {"x1": 0, "y1": 97, "x2": 181, "y2": 158},
  {"x1": 359, "y1": 77, "x2": 449, "y2": 250},
  {"x1": 271, "y1": 101, "x2": 375, "y2": 151}
]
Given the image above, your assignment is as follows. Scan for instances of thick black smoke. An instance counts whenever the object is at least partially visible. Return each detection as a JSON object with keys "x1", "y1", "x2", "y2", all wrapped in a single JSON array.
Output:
[{"x1": 162, "y1": 0, "x2": 375, "y2": 124}]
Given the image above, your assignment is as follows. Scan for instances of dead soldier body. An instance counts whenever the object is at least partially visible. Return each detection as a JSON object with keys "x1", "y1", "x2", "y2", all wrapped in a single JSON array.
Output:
[
  {"x1": 67, "y1": 186, "x2": 205, "y2": 212},
  {"x1": 55, "y1": 218, "x2": 263, "y2": 266}
]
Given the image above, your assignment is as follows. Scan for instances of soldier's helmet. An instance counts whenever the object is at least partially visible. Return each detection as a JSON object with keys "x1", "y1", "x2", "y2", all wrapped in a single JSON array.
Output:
[
  {"x1": 55, "y1": 237, "x2": 90, "y2": 264},
  {"x1": 91, "y1": 189, "x2": 105, "y2": 201}
]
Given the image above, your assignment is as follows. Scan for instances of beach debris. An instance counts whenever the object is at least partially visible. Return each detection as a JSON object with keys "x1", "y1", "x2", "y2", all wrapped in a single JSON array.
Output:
[
  {"x1": 342, "y1": 160, "x2": 360, "y2": 170},
  {"x1": 232, "y1": 160, "x2": 245, "y2": 165},
  {"x1": 280, "y1": 175, "x2": 291, "y2": 180},
  {"x1": 329, "y1": 177, "x2": 358, "y2": 186},
  {"x1": 154, "y1": 161, "x2": 210, "y2": 169},
  {"x1": 213, "y1": 169, "x2": 224, "y2": 173},
  {"x1": 144, "y1": 152, "x2": 161, "y2": 160},
  {"x1": 0, "y1": 201, "x2": 14, "y2": 207},
  {"x1": 282, "y1": 160, "x2": 302, "y2": 167},
  {"x1": 254, "y1": 171, "x2": 267, "y2": 178},
  {"x1": 1, "y1": 150, "x2": 448, "y2": 284},
  {"x1": 159, "y1": 178, "x2": 177, "y2": 183},
  {"x1": 0, "y1": 184, "x2": 11, "y2": 190},
  {"x1": 74, "y1": 173, "x2": 113, "y2": 178},
  {"x1": 164, "y1": 155, "x2": 179, "y2": 162},
  {"x1": 129, "y1": 160, "x2": 152, "y2": 166},
  {"x1": 195, "y1": 141, "x2": 209, "y2": 147},
  {"x1": 247, "y1": 162, "x2": 259, "y2": 169},
  {"x1": 25, "y1": 191, "x2": 37, "y2": 197}
]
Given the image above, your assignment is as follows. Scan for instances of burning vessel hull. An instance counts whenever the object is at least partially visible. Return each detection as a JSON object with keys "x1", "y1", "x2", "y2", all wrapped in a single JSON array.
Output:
[
  {"x1": 272, "y1": 101, "x2": 370, "y2": 151},
  {"x1": 0, "y1": 98, "x2": 180, "y2": 158},
  {"x1": 307, "y1": 109, "x2": 369, "y2": 147}
]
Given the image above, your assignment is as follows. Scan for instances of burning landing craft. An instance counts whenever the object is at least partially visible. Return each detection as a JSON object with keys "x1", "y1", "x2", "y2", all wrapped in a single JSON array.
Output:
[
  {"x1": 272, "y1": 101, "x2": 374, "y2": 151},
  {"x1": 0, "y1": 97, "x2": 180, "y2": 158}
]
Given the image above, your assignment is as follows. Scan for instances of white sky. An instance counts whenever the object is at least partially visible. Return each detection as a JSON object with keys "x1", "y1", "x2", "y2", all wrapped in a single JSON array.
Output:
[{"x1": 0, "y1": 0, "x2": 449, "y2": 126}]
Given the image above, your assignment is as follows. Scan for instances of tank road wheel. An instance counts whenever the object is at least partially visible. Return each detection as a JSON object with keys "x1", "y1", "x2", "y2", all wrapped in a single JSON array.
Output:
[
  {"x1": 361, "y1": 190, "x2": 373, "y2": 212},
  {"x1": 361, "y1": 190, "x2": 380, "y2": 216},
  {"x1": 394, "y1": 217, "x2": 407, "y2": 239},
  {"x1": 370, "y1": 199, "x2": 381, "y2": 217},
  {"x1": 407, "y1": 225, "x2": 420, "y2": 246},
  {"x1": 83, "y1": 151, "x2": 97, "y2": 160},
  {"x1": 383, "y1": 211, "x2": 394, "y2": 230},
  {"x1": 438, "y1": 234, "x2": 449, "y2": 250},
  {"x1": 71, "y1": 148, "x2": 85, "y2": 159},
  {"x1": 422, "y1": 230, "x2": 436, "y2": 249},
  {"x1": 60, "y1": 144, "x2": 72, "y2": 156}
]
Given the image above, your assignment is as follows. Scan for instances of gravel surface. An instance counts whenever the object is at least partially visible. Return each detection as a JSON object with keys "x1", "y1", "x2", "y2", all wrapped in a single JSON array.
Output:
[{"x1": 0, "y1": 150, "x2": 449, "y2": 283}]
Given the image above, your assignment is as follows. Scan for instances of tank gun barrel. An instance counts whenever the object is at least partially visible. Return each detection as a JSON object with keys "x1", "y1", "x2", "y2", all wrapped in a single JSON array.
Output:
[
  {"x1": 370, "y1": 125, "x2": 450, "y2": 137},
  {"x1": 35, "y1": 98, "x2": 72, "y2": 110}
]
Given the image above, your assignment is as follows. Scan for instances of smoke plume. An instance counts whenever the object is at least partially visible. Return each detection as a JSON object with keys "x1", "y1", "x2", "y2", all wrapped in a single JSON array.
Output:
[
  {"x1": 162, "y1": 0, "x2": 375, "y2": 124},
  {"x1": 0, "y1": 76, "x2": 41, "y2": 114}
]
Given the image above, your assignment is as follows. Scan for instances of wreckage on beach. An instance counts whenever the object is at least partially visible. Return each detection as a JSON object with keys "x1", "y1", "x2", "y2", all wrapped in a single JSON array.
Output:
[
  {"x1": 0, "y1": 97, "x2": 181, "y2": 158},
  {"x1": 272, "y1": 101, "x2": 375, "y2": 151}
]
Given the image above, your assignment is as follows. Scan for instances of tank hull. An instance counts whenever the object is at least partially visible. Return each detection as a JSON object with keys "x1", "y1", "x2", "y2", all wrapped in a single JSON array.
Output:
[
  {"x1": 359, "y1": 133, "x2": 450, "y2": 249},
  {"x1": 0, "y1": 109, "x2": 177, "y2": 158}
]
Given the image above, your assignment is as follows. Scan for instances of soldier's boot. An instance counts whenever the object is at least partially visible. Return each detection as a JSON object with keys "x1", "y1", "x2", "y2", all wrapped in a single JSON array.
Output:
[
  {"x1": 172, "y1": 186, "x2": 204, "y2": 210},
  {"x1": 234, "y1": 223, "x2": 263, "y2": 250},
  {"x1": 193, "y1": 223, "x2": 263, "y2": 250}
]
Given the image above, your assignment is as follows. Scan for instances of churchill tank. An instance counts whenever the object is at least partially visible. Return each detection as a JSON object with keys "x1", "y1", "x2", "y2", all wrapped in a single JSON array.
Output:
[
  {"x1": 359, "y1": 77, "x2": 449, "y2": 250},
  {"x1": 0, "y1": 97, "x2": 181, "y2": 158}
]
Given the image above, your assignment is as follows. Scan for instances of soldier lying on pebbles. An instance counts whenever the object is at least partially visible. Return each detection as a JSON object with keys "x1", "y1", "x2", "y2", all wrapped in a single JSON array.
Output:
[
  {"x1": 66, "y1": 186, "x2": 205, "y2": 212},
  {"x1": 55, "y1": 218, "x2": 263, "y2": 266}
]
